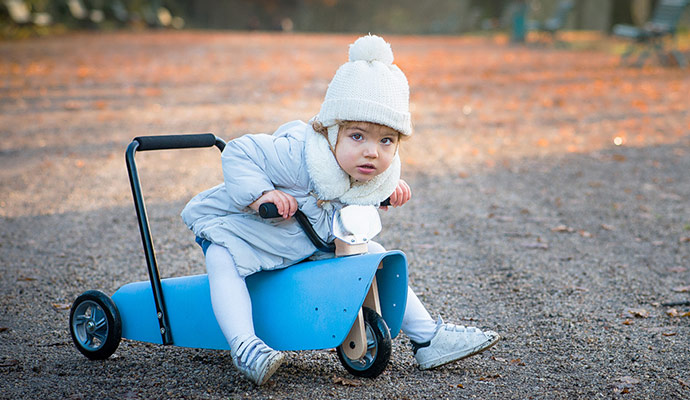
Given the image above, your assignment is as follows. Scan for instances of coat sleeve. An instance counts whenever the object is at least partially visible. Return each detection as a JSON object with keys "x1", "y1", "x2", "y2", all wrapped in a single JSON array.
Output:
[{"x1": 221, "y1": 131, "x2": 304, "y2": 209}]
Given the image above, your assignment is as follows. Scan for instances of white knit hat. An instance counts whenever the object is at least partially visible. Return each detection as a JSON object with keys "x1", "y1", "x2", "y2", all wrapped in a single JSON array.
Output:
[{"x1": 317, "y1": 35, "x2": 411, "y2": 146}]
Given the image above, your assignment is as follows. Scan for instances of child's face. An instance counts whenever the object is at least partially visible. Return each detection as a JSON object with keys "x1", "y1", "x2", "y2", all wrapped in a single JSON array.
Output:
[{"x1": 334, "y1": 122, "x2": 399, "y2": 182}]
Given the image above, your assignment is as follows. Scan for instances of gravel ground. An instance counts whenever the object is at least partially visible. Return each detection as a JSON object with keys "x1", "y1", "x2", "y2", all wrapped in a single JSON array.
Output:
[{"x1": 1, "y1": 32, "x2": 689, "y2": 399}]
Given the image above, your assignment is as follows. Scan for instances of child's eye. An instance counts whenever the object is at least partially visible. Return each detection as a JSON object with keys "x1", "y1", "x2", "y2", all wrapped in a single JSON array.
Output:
[
  {"x1": 381, "y1": 137, "x2": 394, "y2": 145},
  {"x1": 351, "y1": 133, "x2": 363, "y2": 141}
]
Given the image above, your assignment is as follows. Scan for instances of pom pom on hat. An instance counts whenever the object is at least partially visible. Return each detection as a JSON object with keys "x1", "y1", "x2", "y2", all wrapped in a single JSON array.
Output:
[
  {"x1": 348, "y1": 35, "x2": 394, "y2": 65},
  {"x1": 317, "y1": 34, "x2": 411, "y2": 142}
]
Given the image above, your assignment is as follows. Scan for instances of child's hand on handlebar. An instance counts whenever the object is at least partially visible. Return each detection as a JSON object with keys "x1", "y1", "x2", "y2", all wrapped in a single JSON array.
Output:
[
  {"x1": 250, "y1": 190, "x2": 298, "y2": 219},
  {"x1": 381, "y1": 179, "x2": 411, "y2": 210}
]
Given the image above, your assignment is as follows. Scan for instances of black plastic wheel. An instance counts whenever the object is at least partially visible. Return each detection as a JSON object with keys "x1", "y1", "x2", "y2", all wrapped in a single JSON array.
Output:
[
  {"x1": 336, "y1": 307, "x2": 392, "y2": 378},
  {"x1": 69, "y1": 290, "x2": 122, "y2": 360}
]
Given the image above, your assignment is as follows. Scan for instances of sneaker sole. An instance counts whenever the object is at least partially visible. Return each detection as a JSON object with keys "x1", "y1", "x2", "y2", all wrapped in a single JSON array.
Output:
[
  {"x1": 256, "y1": 352, "x2": 285, "y2": 385},
  {"x1": 418, "y1": 332, "x2": 500, "y2": 370}
]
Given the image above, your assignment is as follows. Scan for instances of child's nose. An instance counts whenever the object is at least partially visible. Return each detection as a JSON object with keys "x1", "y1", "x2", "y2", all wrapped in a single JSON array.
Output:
[{"x1": 363, "y1": 144, "x2": 378, "y2": 158}]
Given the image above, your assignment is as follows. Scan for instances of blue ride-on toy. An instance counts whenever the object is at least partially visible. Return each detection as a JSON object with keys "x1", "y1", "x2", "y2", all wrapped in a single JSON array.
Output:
[{"x1": 69, "y1": 134, "x2": 408, "y2": 378}]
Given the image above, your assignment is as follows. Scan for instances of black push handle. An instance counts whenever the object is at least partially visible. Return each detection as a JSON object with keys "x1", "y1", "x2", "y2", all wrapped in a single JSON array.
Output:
[
  {"x1": 125, "y1": 132, "x2": 226, "y2": 346},
  {"x1": 259, "y1": 198, "x2": 391, "y2": 219},
  {"x1": 134, "y1": 133, "x2": 219, "y2": 151},
  {"x1": 258, "y1": 203, "x2": 333, "y2": 252},
  {"x1": 259, "y1": 203, "x2": 281, "y2": 218},
  {"x1": 259, "y1": 198, "x2": 391, "y2": 253}
]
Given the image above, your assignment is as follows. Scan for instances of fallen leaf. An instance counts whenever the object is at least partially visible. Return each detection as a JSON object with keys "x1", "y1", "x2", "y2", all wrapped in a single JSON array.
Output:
[
  {"x1": 615, "y1": 376, "x2": 640, "y2": 388},
  {"x1": 662, "y1": 331, "x2": 677, "y2": 336},
  {"x1": 666, "y1": 308, "x2": 679, "y2": 317},
  {"x1": 648, "y1": 326, "x2": 678, "y2": 333},
  {"x1": 510, "y1": 358, "x2": 526, "y2": 366},
  {"x1": 332, "y1": 376, "x2": 362, "y2": 387},
  {"x1": 578, "y1": 230, "x2": 592, "y2": 238},
  {"x1": 622, "y1": 319, "x2": 633, "y2": 325},
  {"x1": 17, "y1": 276, "x2": 36, "y2": 281},
  {"x1": 456, "y1": 384, "x2": 464, "y2": 388},
  {"x1": 628, "y1": 308, "x2": 649, "y2": 318},
  {"x1": 551, "y1": 225, "x2": 575, "y2": 233},
  {"x1": 63, "y1": 100, "x2": 83, "y2": 110},
  {"x1": 671, "y1": 286, "x2": 690, "y2": 293},
  {"x1": 522, "y1": 241, "x2": 549, "y2": 250},
  {"x1": 680, "y1": 237, "x2": 690, "y2": 243},
  {"x1": 478, "y1": 374, "x2": 500, "y2": 381},
  {"x1": 601, "y1": 224, "x2": 615, "y2": 231},
  {"x1": 52, "y1": 303, "x2": 71, "y2": 311}
]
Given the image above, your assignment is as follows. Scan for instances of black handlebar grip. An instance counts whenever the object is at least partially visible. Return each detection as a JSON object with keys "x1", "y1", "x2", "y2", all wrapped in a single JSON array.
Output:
[
  {"x1": 259, "y1": 203, "x2": 281, "y2": 218},
  {"x1": 134, "y1": 134, "x2": 218, "y2": 151},
  {"x1": 380, "y1": 198, "x2": 391, "y2": 207}
]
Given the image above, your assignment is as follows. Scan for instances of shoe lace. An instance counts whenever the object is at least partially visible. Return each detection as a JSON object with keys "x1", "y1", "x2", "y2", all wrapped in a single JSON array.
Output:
[
  {"x1": 234, "y1": 337, "x2": 270, "y2": 370},
  {"x1": 442, "y1": 323, "x2": 480, "y2": 333}
]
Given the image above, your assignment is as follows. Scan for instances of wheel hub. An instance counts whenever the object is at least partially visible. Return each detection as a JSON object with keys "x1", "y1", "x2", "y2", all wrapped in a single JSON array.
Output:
[{"x1": 86, "y1": 320, "x2": 96, "y2": 334}]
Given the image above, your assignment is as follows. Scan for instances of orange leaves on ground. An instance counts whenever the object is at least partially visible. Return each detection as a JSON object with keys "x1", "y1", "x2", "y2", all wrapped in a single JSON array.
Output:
[
  {"x1": 51, "y1": 302, "x2": 71, "y2": 311},
  {"x1": 2, "y1": 31, "x2": 689, "y2": 170},
  {"x1": 666, "y1": 308, "x2": 690, "y2": 317},
  {"x1": 627, "y1": 308, "x2": 650, "y2": 318},
  {"x1": 631, "y1": 99, "x2": 648, "y2": 112},
  {"x1": 552, "y1": 225, "x2": 575, "y2": 233},
  {"x1": 613, "y1": 376, "x2": 640, "y2": 394},
  {"x1": 76, "y1": 65, "x2": 91, "y2": 79},
  {"x1": 331, "y1": 376, "x2": 362, "y2": 387}
]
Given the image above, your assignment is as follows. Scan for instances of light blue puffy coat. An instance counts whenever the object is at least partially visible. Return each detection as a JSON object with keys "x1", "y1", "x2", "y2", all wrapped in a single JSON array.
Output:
[{"x1": 181, "y1": 120, "x2": 400, "y2": 277}]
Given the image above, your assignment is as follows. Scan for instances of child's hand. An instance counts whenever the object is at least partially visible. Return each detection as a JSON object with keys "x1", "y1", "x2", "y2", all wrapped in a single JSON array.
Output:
[
  {"x1": 382, "y1": 179, "x2": 411, "y2": 210},
  {"x1": 249, "y1": 190, "x2": 298, "y2": 219}
]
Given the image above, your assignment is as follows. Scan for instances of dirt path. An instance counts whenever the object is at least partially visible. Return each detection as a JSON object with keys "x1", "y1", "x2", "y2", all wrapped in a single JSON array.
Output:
[{"x1": 1, "y1": 31, "x2": 689, "y2": 399}]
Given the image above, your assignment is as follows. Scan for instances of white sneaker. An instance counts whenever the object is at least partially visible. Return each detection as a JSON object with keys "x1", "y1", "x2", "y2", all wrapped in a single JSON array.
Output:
[
  {"x1": 230, "y1": 335, "x2": 285, "y2": 385},
  {"x1": 413, "y1": 318, "x2": 499, "y2": 370}
]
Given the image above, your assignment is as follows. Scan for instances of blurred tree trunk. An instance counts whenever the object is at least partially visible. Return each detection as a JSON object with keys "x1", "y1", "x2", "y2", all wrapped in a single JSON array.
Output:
[{"x1": 573, "y1": 0, "x2": 612, "y2": 31}]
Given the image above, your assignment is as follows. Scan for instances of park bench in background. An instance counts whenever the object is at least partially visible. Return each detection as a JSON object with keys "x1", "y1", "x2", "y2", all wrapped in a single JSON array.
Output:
[
  {"x1": 527, "y1": 0, "x2": 574, "y2": 46},
  {"x1": 613, "y1": 0, "x2": 689, "y2": 67},
  {"x1": 3, "y1": 0, "x2": 52, "y2": 26}
]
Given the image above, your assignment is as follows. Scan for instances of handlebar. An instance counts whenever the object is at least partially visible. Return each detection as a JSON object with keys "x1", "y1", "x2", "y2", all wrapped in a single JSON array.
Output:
[
  {"x1": 258, "y1": 198, "x2": 390, "y2": 253},
  {"x1": 259, "y1": 204, "x2": 334, "y2": 252},
  {"x1": 133, "y1": 133, "x2": 223, "y2": 151},
  {"x1": 259, "y1": 198, "x2": 391, "y2": 219}
]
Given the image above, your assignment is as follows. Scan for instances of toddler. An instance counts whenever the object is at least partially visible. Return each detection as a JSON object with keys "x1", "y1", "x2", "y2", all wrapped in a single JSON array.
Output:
[{"x1": 181, "y1": 35, "x2": 499, "y2": 385}]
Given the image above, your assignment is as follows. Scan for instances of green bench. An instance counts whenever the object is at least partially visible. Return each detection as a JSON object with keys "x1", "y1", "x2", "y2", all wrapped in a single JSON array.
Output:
[
  {"x1": 613, "y1": 0, "x2": 689, "y2": 67},
  {"x1": 527, "y1": 0, "x2": 574, "y2": 46}
]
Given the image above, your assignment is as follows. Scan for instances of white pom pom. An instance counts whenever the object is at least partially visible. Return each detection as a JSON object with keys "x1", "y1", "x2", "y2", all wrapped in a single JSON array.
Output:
[{"x1": 348, "y1": 35, "x2": 394, "y2": 65}]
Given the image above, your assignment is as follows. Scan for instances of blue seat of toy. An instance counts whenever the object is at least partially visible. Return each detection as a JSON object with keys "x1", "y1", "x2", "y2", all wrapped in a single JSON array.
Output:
[{"x1": 112, "y1": 238, "x2": 408, "y2": 351}]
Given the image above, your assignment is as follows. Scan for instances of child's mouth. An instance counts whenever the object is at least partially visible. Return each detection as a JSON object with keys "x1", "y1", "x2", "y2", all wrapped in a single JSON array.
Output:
[{"x1": 357, "y1": 164, "x2": 376, "y2": 174}]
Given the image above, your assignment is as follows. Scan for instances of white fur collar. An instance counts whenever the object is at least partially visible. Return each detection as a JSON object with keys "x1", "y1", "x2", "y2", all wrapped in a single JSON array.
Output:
[{"x1": 304, "y1": 125, "x2": 400, "y2": 206}]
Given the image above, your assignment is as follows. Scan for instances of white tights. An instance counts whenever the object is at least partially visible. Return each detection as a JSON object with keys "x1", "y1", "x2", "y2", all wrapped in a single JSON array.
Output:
[{"x1": 205, "y1": 243, "x2": 438, "y2": 353}]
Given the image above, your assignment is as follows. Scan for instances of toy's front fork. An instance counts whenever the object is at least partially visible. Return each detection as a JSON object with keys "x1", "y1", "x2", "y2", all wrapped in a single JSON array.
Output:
[{"x1": 336, "y1": 239, "x2": 383, "y2": 360}]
